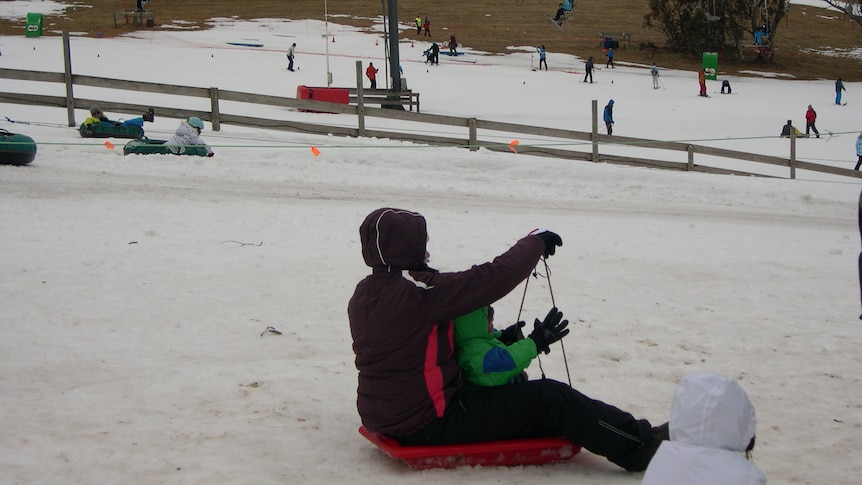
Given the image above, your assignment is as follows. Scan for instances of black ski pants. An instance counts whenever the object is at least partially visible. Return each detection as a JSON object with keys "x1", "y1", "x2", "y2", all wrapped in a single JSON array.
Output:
[{"x1": 398, "y1": 378, "x2": 654, "y2": 471}]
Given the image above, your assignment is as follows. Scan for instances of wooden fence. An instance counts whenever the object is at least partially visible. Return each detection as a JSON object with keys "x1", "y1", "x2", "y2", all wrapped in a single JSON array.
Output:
[{"x1": 0, "y1": 33, "x2": 858, "y2": 180}]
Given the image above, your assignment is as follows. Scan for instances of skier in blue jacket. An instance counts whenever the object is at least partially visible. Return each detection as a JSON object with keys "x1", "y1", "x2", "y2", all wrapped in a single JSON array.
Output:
[
  {"x1": 536, "y1": 45, "x2": 548, "y2": 70},
  {"x1": 836, "y1": 78, "x2": 846, "y2": 105}
]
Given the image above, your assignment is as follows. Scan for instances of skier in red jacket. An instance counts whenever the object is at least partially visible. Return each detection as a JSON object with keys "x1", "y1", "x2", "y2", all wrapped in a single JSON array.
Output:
[{"x1": 805, "y1": 105, "x2": 820, "y2": 138}]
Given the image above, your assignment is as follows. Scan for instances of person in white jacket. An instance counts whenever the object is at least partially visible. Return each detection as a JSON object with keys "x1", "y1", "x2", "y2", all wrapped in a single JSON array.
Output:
[
  {"x1": 164, "y1": 117, "x2": 214, "y2": 157},
  {"x1": 641, "y1": 372, "x2": 766, "y2": 485}
]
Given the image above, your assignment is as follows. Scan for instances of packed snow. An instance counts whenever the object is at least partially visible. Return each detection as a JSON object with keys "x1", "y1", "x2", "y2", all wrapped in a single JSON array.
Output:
[{"x1": 1, "y1": 6, "x2": 861, "y2": 485}]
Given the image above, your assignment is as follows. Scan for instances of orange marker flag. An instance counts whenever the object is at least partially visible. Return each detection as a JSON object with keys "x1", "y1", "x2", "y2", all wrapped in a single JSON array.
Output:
[
  {"x1": 104, "y1": 141, "x2": 115, "y2": 150},
  {"x1": 311, "y1": 146, "x2": 321, "y2": 157},
  {"x1": 508, "y1": 140, "x2": 520, "y2": 153}
]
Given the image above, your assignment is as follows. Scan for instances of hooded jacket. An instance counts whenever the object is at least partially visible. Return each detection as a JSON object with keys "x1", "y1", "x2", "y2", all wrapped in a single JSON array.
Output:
[
  {"x1": 604, "y1": 100, "x2": 614, "y2": 123},
  {"x1": 347, "y1": 208, "x2": 545, "y2": 437},
  {"x1": 453, "y1": 307, "x2": 538, "y2": 387},
  {"x1": 164, "y1": 120, "x2": 212, "y2": 155},
  {"x1": 641, "y1": 372, "x2": 767, "y2": 485}
]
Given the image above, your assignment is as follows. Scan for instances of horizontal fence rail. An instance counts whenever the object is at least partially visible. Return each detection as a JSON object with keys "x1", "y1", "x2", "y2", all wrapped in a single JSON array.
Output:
[{"x1": 1, "y1": 33, "x2": 859, "y2": 182}]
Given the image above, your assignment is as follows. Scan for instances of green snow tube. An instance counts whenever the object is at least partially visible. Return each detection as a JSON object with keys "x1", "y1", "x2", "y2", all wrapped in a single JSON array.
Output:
[
  {"x1": 123, "y1": 138, "x2": 211, "y2": 157},
  {"x1": 79, "y1": 122, "x2": 145, "y2": 139},
  {"x1": 0, "y1": 129, "x2": 37, "y2": 166}
]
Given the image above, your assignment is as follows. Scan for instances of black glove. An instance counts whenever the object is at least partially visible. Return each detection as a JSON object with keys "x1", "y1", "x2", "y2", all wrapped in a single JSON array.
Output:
[
  {"x1": 528, "y1": 307, "x2": 570, "y2": 354},
  {"x1": 498, "y1": 321, "x2": 526, "y2": 346},
  {"x1": 531, "y1": 229, "x2": 563, "y2": 258}
]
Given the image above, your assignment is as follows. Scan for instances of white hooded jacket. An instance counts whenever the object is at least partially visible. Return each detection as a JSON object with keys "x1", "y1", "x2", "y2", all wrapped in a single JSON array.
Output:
[
  {"x1": 164, "y1": 120, "x2": 212, "y2": 155},
  {"x1": 642, "y1": 372, "x2": 767, "y2": 485}
]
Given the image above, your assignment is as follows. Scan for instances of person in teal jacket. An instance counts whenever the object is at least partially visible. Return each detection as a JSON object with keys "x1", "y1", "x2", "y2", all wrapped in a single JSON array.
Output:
[{"x1": 454, "y1": 306, "x2": 568, "y2": 387}]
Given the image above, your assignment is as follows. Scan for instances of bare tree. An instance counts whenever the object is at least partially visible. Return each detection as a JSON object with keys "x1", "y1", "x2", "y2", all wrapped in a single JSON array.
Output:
[
  {"x1": 644, "y1": 0, "x2": 789, "y2": 61},
  {"x1": 822, "y1": 0, "x2": 862, "y2": 27}
]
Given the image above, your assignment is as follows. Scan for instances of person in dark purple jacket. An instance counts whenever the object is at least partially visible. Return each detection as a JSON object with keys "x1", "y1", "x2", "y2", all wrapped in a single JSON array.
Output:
[{"x1": 348, "y1": 207, "x2": 668, "y2": 471}]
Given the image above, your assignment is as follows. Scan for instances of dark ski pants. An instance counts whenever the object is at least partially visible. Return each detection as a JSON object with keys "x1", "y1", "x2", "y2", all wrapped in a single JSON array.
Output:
[
  {"x1": 539, "y1": 58, "x2": 548, "y2": 70},
  {"x1": 584, "y1": 70, "x2": 593, "y2": 83},
  {"x1": 398, "y1": 379, "x2": 655, "y2": 471},
  {"x1": 806, "y1": 122, "x2": 819, "y2": 137}
]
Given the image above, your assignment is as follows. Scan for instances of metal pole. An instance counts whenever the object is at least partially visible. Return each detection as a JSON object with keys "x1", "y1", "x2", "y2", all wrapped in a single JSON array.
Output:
[
  {"x1": 386, "y1": 0, "x2": 401, "y2": 92},
  {"x1": 324, "y1": 0, "x2": 332, "y2": 87}
]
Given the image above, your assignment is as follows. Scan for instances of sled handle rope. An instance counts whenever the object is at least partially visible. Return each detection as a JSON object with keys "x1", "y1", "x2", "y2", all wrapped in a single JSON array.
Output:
[{"x1": 516, "y1": 257, "x2": 572, "y2": 386}]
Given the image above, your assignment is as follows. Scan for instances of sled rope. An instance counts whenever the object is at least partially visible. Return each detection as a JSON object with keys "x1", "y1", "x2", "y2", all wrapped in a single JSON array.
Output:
[{"x1": 516, "y1": 257, "x2": 572, "y2": 386}]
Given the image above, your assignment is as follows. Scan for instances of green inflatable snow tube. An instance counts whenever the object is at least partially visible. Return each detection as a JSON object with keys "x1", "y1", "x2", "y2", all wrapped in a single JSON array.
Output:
[
  {"x1": 79, "y1": 122, "x2": 145, "y2": 139},
  {"x1": 0, "y1": 129, "x2": 37, "y2": 166},
  {"x1": 123, "y1": 138, "x2": 211, "y2": 157}
]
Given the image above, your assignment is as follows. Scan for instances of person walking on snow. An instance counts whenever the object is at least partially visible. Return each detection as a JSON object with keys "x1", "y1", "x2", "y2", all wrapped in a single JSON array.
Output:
[
  {"x1": 429, "y1": 42, "x2": 440, "y2": 65},
  {"x1": 365, "y1": 62, "x2": 379, "y2": 89},
  {"x1": 836, "y1": 77, "x2": 846, "y2": 105},
  {"x1": 286, "y1": 43, "x2": 296, "y2": 71},
  {"x1": 537, "y1": 45, "x2": 548, "y2": 71},
  {"x1": 583, "y1": 56, "x2": 594, "y2": 83},
  {"x1": 348, "y1": 207, "x2": 669, "y2": 472},
  {"x1": 606, "y1": 47, "x2": 615, "y2": 68},
  {"x1": 448, "y1": 34, "x2": 458, "y2": 54},
  {"x1": 854, "y1": 131, "x2": 862, "y2": 170},
  {"x1": 805, "y1": 104, "x2": 820, "y2": 138},
  {"x1": 415, "y1": 16, "x2": 422, "y2": 35},
  {"x1": 604, "y1": 99, "x2": 614, "y2": 135},
  {"x1": 423, "y1": 17, "x2": 430, "y2": 37},
  {"x1": 698, "y1": 68, "x2": 707, "y2": 97},
  {"x1": 651, "y1": 63, "x2": 660, "y2": 89}
]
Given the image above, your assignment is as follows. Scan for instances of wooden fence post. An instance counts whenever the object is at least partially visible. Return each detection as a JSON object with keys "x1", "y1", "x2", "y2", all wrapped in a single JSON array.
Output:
[
  {"x1": 62, "y1": 31, "x2": 75, "y2": 127},
  {"x1": 468, "y1": 118, "x2": 478, "y2": 151},
  {"x1": 687, "y1": 145, "x2": 694, "y2": 171},
  {"x1": 790, "y1": 132, "x2": 797, "y2": 179},
  {"x1": 356, "y1": 61, "x2": 365, "y2": 136},
  {"x1": 210, "y1": 87, "x2": 221, "y2": 131}
]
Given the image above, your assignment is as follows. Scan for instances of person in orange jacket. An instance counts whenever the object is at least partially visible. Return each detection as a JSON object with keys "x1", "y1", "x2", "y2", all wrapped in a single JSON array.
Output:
[{"x1": 365, "y1": 62, "x2": 379, "y2": 89}]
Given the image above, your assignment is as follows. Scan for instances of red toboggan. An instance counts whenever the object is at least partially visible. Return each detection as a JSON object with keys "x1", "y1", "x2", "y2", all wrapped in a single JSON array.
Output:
[{"x1": 359, "y1": 426, "x2": 581, "y2": 470}]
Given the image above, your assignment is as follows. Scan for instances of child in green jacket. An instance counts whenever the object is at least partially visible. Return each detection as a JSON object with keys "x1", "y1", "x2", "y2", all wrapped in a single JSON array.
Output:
[{"x1": 454, "y1": 306, "x2": 569, "y2": 387}]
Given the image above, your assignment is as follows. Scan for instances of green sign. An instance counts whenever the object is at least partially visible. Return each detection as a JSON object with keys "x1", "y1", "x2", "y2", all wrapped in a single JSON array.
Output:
[
  {"x1": 702, "y1": 52, "x2": 718, "y2": 81},
  {"x1": 26, "y1": 13, "x2": 43, "y2": 37}
]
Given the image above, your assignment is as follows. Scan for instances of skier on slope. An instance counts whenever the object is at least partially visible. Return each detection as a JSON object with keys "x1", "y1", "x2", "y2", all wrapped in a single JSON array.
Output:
[
  {"x1": 537, "y1": 45, "x2": 548, "y2": 71},
  {"x1": 835, "y1": 77, "x2": 846, "y2": 105},
  {"x1": 583, "y1": 56, "x2": 594, "y2": 83},
  {"x1": 698, "y1": 68, "x2": 708, "y2": 97}
]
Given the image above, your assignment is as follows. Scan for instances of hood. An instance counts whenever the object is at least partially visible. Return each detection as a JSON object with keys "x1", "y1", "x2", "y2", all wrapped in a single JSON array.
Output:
[
  {"x1": 669, "y1": 372, "x2": 757, "y2": 452},
  {"x1": 453, "y1": 307, "x2": 493, "y2": 341},
  {"x1": 359, "y1": 208, "x2": 428, "y2": 270},
  {"x1": 175, "y1": 121, "x2": 197, "y2": 137}
]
